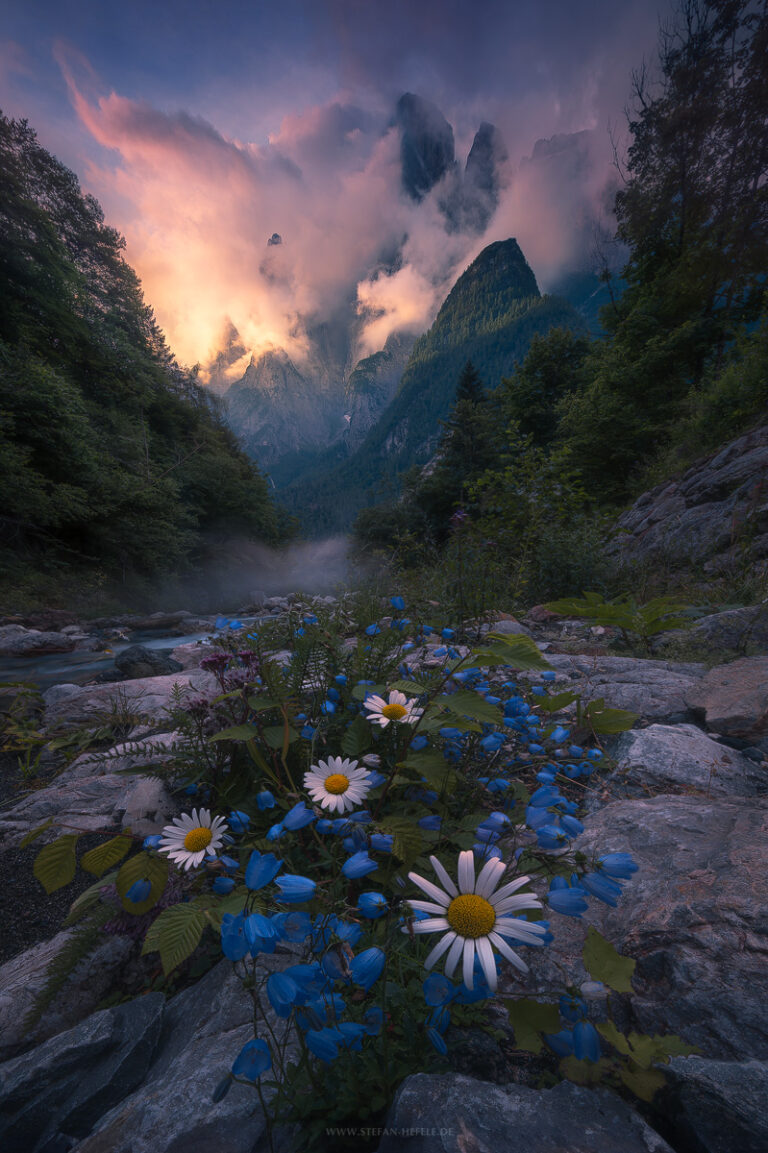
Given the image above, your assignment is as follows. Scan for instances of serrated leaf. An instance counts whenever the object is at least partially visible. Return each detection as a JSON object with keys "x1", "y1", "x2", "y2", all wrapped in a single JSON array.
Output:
[
  {"x1": 619, "y1": 1065, "x2": 667, "y2": 1102},
  {"x1": 262, "y1": 724, "x2": 299, "y2": 749},
  {"x1": 341, "y1": 715, "x2": 373, "y2": 758},
  {"x1": 80, "y1": 834, "x2": 133, "y2": 877},
  {"x1": 585, "y1": 701, "x2": 638, "y2": 734},
  {"x1": 583, "y1": 926, "x2": 636, "y2": 992},
  {"x1": 34, "y1": 834, "x2": 80, "y2": 894},
  {"x1": 597, "y1": 1020, "x2": 631, "y2": 1055},
  {"x1": 470, "y1": 634, "x2": 553, "y2": 671},
  {"x1": 383, "y1": 817, "x2": 424, "y2": 866},
  {"x1": 537, "y1": 691, "x2": 579, "y2": 713},
  {"x1": 19, "y1": 817, "x2": 55, "y2": 848},
  {"x1": 142, "y1": 903, "x2": 207, "y2": 975},
  {"x1": 433, "y1": 690, "x2": 503, "y2": 726},
  {"x1": 389, "y1": 680, "x2": 428, "y2": 696},
  {"x1": 399, "y1": 752, "x2": 457, "y2": 793},
  {"x1": 352, "y1": 683, "x2": 385, "y2": 702},
  {"x1": 625, "y1": 1032, "x2": 660, "y2": 1069},
  {"x1": 209, "y1": 724, "x2": 259, "y2": 742},
  {"x1": 246, "y1": 696, "x2": 279, "y2": 712},
  {"x1": 64, "y1": 870, "x2": 121, "y2": 925},
  {"x1": 650, "y1": 1033, "x2": 700, "y2": 1059},
  {"x1": 560, "y1": 1056, "x2": 612, "y2": 1085},
  {"x1": 504, "y1": 998, "x2": 560, "y2": 1053},
  {"x1": 116, "y1": 851, "x2": 169, "y2": 915}
]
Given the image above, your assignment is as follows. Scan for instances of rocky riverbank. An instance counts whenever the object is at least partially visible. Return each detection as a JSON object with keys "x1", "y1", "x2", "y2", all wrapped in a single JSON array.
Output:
[{"x1": 0, "y1": 599, "x2": 766, "y2": 1152}]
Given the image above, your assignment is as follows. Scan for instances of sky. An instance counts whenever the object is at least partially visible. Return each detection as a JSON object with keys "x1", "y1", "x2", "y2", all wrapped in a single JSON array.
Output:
[{"x1": 0, "y1": 0, "x2": 666, "y2": 377}]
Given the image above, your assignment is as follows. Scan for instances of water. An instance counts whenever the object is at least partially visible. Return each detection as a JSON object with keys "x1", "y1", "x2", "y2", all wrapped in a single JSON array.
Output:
[{"x1": 0, "y1": 630, "x2": 213, "y2": 691}]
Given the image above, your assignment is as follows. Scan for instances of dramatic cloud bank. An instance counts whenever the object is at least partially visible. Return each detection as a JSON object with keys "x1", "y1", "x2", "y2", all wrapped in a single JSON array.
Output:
[{"x1": 16, "y1": 2, "x2": 661, "y2": 379}]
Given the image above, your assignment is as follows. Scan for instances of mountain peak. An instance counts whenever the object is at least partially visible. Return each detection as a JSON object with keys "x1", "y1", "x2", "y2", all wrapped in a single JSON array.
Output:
[{"x1": 395, "y1": 93, "x2": 455, "y2": 202}]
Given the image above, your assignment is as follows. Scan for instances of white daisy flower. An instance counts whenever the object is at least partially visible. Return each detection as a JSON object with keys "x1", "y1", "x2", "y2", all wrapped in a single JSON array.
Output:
[
  {"x1": 406, "y1": 850, "x2": 547, "y2": 990},
  {"x1": 304, "y1": 756, "x2": 372, "y2": 813},
  {"x1": 158, "y1": 808, "x2": 228, "y2": 871},
  {"x1": 364, "y1": 689, "x2": 423, "y2": 728}
]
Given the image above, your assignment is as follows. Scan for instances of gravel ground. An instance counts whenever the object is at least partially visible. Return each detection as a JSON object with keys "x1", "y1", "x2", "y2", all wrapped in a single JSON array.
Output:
[{"x1": 0, "y1": 750, "x2": 102, "y2": 966}]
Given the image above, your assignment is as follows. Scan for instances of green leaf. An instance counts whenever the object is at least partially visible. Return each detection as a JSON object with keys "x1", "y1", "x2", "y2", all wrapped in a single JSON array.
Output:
[
  {"x1": 116, "y1": 851, "x2": 169, "y2": 915},
  {"x1": 584, "y1": 700, "x2": 638, "y2": 734},
  {"x1": 537, "y1": 691, "x2": 579, "y2": 713},
  {"x1": 246, "y1": 696, "x2": 279, "y2": 713},
  {"x1": 433, "y1": 689, "x2": 503, "y2": 726},
  {"x1": 399, "y1": 751, "x2": 458, "y2": 793},
  {"x1": 262, "y1": 724, "x2": 299, "y2": 749},
  {"x1": 560, "y1": 1056, "x2": 612, "y2": 1085},
  {"x1": 19, "y1": 817, "x2": 54, "y2": 848},
  {"x1": 352, "y1": 683, "x2": 385, "y2": 702},
  {"x1": 619, "y1": 1065, "x2": 667, "y2": 1102},
  {"x1": 64, "y1": 870, "x2": 121, "y2": 926},
  {"x1": 341, "y1": 715, "x2": 373, "y2": 758},
  {"x1": 503, "y1": 998, "x2": 560, "y2": 1053},
  {"x1": 596, "y1": 1020, "x2": 631, "y2": 1056},
  {"x1": 80, "y1": 834, "x2": 133, "y2": 877},
  {"x1": 209, "y1": 724, "x2": 259, "y2": 742},
  {"x1": 142, "y1": 903, "x2": 207, "y2": 975},
  {"x1": 383, "y1": 817, "x2": 424, "y2": 866},
  {"x1": 470, "y1": 634, "x2": 552, "y2": 671},
  {"x1": 388, "y1": 679, "x2": 428, "y2": 696},
  {"x1": 650, "y1": 1033, "x2": 700, "y2": 1059},
  {"x1": 34, "y1": 834, "x2": 80, "y2": 894},
  {"x1": 583, "y1": 926, "x2": 636, "y2": 992}
]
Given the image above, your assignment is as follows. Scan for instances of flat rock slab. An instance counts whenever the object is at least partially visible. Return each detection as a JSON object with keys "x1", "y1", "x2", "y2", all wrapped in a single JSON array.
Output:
[
  {"x1": 0, "y1": 932, "x2": 134, "y2": 1062},
  {"x1": 529, "y1": 654, "x2": 705, "y2": 723},
  {"x1": 74, "y1": 955, "x2": 293, "y2": 1153},
  {"x1": 656, "y1": 1056, "x2": 768, "y2": 1153},
  {"x1": 613, "y1": 724, "x2": 766, "y2": 796},
  {"x1": 0, "y1": 734, "x2": 179, "y2": 845},
  {"x1": 523, "y1": 795, "x2": 768, "y2": 1060},
  {"x1": 376, "y1": 1074, "x2": 673, "y2": 1152},
  {"x1": 0, "y1": 992, "x2": 164, "y2": 1153},
  {"x1": 42, "y1": 670, "x2": 217, "y2": 730},
  {"x1": 685, "y1": 657, "x2": 768, "y2": 741}
]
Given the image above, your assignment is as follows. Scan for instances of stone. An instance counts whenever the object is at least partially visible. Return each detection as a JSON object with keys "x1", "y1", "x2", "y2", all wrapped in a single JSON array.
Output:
[
  {"x1": 0, "y1": 992, "x2": 164, "y2": 1153},
  {"x1": 609, "y1": 425, "x2": 768, "y2": 573},
  {"x1": 75, "y1": 955, "x2": 295, "y2": 1153},
  {"x1": 483, "y1": 619, "x2": 533, "y2": 637},
  {"x1": 0, "y1": 933, "x2": 135, "y2": 1061},
  {"x1": 613, "y1": 724, "x2": 766, "y2": 797},
  {"x1": 656, "y1": 604, "x2": 768, "y2": 655},
  {"x1": 523, "y1": 795, "x2": 768, "y2": 1060},
  {"x1": 113, "y1": 645, "x2": 183, "y2": 680},
  {"x1": 42, "y1": 670, "x2": 217, "y2": 730},
  {"x1": 685, "y1": 657, "x2": 768, "y2": 741},
  {"x1": 376, "y1": 1073, "x2": 673, "y2": 1153},
  {"x1": 0, "y1": 734, "x2": 179, "y2": 844},
  {"x1": 0, "y1": 627, "x2": 76, "y2": 656},
  {"x1": 169, "y1": 641, "x2": 208, "y2": 669},
  {"x1": 654, "y1": 1055, "x2": 768, "y2": 1153},
  {"x1": 526, "y1": 654, "x2": 706, "y2": 723}
]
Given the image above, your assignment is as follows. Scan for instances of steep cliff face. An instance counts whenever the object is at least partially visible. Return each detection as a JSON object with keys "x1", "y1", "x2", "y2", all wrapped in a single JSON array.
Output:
[
  {"x1": 610, "y1": 425, "x2": 768, "y2": 576},
  {"x1": 343, "y1": 332, "x2": 417, "y2": 450},
  {"x1": 396, "y1": 93, "x2": 456, "y2": 202}
]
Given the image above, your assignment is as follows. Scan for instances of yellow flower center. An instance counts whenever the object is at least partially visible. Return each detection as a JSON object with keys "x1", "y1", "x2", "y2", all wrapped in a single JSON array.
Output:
[
  {"x1": 447, "y1": 894, "x2": 496, "y2": 938},
  {"x1": 183, "y1": 826, "x2": 213, "y2": 852},
  {"x1": 324, "y1": 773, "x2": 350, "y2": 794},
  {"x1": 381, "y1": 702, "x2": 408, "y2": 720}
]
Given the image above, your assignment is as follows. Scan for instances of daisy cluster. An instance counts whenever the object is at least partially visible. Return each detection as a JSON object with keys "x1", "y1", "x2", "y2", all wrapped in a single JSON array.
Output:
[{"x1": 127, "y1": 594, "x2": 641, "y2": 1104}]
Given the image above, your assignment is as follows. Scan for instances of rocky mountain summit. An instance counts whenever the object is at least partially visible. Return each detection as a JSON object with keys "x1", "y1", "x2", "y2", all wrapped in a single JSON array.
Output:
[{"x1": 0, "y1": 594, "x2": 766, "y2": 1152}]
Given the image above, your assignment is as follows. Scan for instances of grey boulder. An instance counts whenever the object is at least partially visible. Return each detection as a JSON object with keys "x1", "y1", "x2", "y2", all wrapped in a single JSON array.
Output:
[
  {"x1": 376, "y1": 1073, "x2": 673, "y2": 1152},
  {"x1": 654, "y1": 1055, "x2": 768, "y2": 1153},
  {"x1": 613, "y1": 723, "x2": 766, "y2": 796}
]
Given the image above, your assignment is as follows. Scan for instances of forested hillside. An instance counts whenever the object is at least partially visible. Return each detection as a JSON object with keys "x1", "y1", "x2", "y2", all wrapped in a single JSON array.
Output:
[
  {"x1": 282, "y1": 240, "x2": 581, "y2": 533},
  {"x1": 355, "y1": 0, "x2": 768, "y2": 606},
  {"x1": 0, "y1": 115, "x2": 288, "y2": 605}
]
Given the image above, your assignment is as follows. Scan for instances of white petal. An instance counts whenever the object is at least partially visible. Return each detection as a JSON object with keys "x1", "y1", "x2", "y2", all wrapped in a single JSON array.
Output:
[
  {"x1": 475, "y1": 857, "x2": 505, "y2": 899},
  {"x1": 493, "y1": 894, "x2": 543, "y2": 916},
  {"x1": 389, "y1": 690, "x2": 407, "y2": 706},
  {"x1": 491, "y1": 875, "x2": 533, "y2": 903},
  {"x1": 411, "y1": 917, "x2": 450, "y2": 933},
  {"x1": 462, "y1": 938, "x2": 476, "y2": 989},
  {"x1": 424, "y1": 930, "x2": 456, "y2": 970},
  {"x1": 488, "y1": 931, "x2": 529, "y2": 974},
  {"x1": 365, "y1": 695, "x2": 386, "y2": 711},
  {"x1": 429, "y1": 856, "x2": 458, "y2": 898},
  {"x1": 444, "y1": 934, "x2": 465, "y2": 978},
  {"x1": 475, "y1": 935, "x2": 498, "y2": 991},
  {"x1": 407, "y1": 899, "x2": 449, "y2": 915},
  {"x1": 407, "y1": 872, "x2": 451, "y2": 907},
  {"x1": 458, "y1": 851, "x2": 475, "y2": 894},
  {"x1": 493, "y1": 918, "x2": 548, "y2": 943}
]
